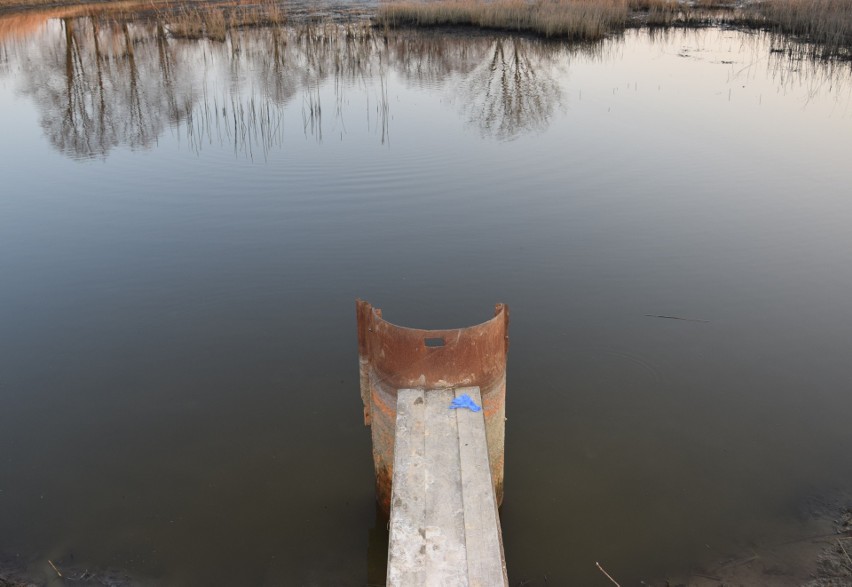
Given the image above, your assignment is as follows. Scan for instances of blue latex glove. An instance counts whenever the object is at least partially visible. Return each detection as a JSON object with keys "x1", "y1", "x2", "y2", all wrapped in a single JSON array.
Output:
[{"x1": 449, "y1": 394, "x2": 481, "y2": 412}]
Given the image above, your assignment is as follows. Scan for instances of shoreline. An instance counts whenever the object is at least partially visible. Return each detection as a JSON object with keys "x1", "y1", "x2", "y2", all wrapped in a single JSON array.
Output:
[
  {"x1": 0, "y1": 0, "x2": 850, "y2": 60},
  {"x1": 2, "y1": 499, "x2": 849, "y2": 586},
  {"x1": 662, "y1": 497, "x2": 852, "y2": 586}
]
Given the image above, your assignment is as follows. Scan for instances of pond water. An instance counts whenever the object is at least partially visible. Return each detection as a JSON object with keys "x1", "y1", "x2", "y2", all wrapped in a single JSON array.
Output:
[{"x1": 1, "y1": 13, "x2": 851, "y2": 586}]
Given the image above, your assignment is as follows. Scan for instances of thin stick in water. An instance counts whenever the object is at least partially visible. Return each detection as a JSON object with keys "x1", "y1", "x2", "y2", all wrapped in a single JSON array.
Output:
[
  {"x1": 645, "y1": 314, "x2": 710, "y2": 323},
  {"x1": 48, "y1": 560, "x2": 63, "y2": 578},
  {"x1": 595, "y1": 561, "x2": 621, "y2": 587},
  {"x1": 839, "y1": 539, "x2": 852, "y2": 569}
]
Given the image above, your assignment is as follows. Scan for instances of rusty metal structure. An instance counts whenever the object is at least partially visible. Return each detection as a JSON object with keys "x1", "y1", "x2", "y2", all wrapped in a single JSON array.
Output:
[{"x1": 357, "y1": 299, "x2": 509, "y2": 515}]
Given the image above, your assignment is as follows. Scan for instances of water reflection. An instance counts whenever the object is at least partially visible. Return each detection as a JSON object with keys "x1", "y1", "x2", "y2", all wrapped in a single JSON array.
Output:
[
  {"x1": 643, "y1": 26, "x2": 852, "y2": 103},
  {"x1": 15, "y1": 18, "x2": 192, "y2": 158},
  {"x1": 2, "y1": 15, "x2": 850, "y2": 158},
  {"x1": 459, "y1": 38, "x2": 564, "y2": 140},
  {"x1": 2, "y1": 16, "x2": 581, "y2": 157},
  {"x1": 365, "y1": 503, "x2": 389, "y2": 584}
]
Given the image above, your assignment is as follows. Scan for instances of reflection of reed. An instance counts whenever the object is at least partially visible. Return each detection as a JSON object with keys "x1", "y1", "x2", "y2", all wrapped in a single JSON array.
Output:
[
  {"x1": 377, "y1": 68, "x2": 390, "y2": 144},
  {"x1": 181, "y1": 93, "x2": 287, "y2": 158},
  {"x1": 647, "y1": 27, "x2": 852, "y2": 105},
  {"x1": 302, "y1": 83, "x2": 322, "y2": 141},
  {"x1": 765, "y1": 39, "x2": 852, "y2": 105},
  {"x1": 174, "y1": 25, "x2": 393, "y2": 152}
]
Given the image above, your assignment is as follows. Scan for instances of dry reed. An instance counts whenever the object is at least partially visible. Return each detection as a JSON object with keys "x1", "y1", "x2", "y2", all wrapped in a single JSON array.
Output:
[
  {"x1": 0, "y1": 0, "x2": 173, "y2": 14},
  {"x1": 375, "y1": 0, "x2": 724, "y2": 40},
  {"x1": 167, "y1": 1, "x2": 286, "y2": 41},
  {"x1": 755, "y1": 0, "x2": 852, "y2": 56},
  {"x1": 1, "y1": 0, "x2": 848, "y2": 57},
  {"x1": 376, "y1": 0, "x2": 852, "y2": 53},
  {"x1": 377, "y1": 0, "x2": 634, "y2": 40}
]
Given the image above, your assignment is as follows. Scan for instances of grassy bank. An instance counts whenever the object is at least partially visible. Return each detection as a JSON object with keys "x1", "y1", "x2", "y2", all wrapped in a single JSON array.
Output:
[{"x1": 375, "y1": 0, "x2": 852, "y2": 55}]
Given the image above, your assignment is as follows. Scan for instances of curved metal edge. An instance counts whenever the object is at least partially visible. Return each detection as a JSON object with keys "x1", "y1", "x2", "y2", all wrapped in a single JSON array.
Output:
[{"x1": 357, "y1": 299, "x2": 509, "y2": 407}]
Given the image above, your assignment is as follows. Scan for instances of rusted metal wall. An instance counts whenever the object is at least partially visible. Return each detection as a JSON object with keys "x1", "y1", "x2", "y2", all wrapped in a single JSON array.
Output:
[{"x1": 357, "y1": 299, "x2": 509, "y2": 516}]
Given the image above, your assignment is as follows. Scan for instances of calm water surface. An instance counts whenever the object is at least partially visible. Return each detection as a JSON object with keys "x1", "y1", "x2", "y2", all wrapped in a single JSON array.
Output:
[{"x1": 1, "y1": 14, "x2": 852, "y2": 585}]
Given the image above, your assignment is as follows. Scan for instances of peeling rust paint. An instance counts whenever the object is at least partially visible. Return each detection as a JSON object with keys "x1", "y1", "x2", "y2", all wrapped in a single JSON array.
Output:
[{"x1": 356, "y1": 299, "x2": 509, "y2": 516}]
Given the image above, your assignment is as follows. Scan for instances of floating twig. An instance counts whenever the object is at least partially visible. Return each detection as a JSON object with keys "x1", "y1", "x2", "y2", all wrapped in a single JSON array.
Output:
[
  {"x1": 595, "y1": 561, "x2": 621, "y2": 587},
  {"x1": 645, "y1": 314, "x2": 710, "y2": 323},
  {"x1": 48, "y1": 559, "x2": 63, "y2": 578}
]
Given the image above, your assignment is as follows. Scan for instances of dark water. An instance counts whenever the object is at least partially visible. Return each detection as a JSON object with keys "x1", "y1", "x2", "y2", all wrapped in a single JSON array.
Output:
[{"x1": 1, "y1": 14, "x2": 851, "y2": 585}]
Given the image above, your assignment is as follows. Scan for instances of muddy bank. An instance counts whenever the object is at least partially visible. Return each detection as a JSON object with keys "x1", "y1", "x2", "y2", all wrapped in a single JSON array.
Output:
[
  {"x1": 3, "y1": 501, "x2": 850, "y2": 586},
  {"x1": 0, "y1": 553, "x2": 132, "y2": 587},
  {"x1": 659, "y1": 497, "x2": 852, "y2": 587}
]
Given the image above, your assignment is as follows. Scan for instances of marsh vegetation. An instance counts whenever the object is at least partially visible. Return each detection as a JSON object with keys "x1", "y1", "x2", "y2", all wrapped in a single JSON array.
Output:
[
  {"x1": 376, "y1": 0, "x2": 852, "y2": 57},
  {"x1": 1, "y1": 0, "x2": 850, "y2": 59},
  {"x1": 756, "y1": 0, "x2": 852, "y2": 58}
]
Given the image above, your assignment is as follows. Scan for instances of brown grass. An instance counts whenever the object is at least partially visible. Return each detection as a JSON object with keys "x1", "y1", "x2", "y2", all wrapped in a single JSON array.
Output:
[
  {"x1": 0, "y1": 0, "x2": 175, "y2": 15},
  {"x1": 376, "y1": 0, "x2": 852, "y2": 53},
  {"x1": 375, "y1": 0, "x2": 729, "y2": 40},
  {"x1": 0, "y1": 0, "x2": 287, "y2": 37},
  {"x1": 0, "y1": 0, "x2": 848, "y2": 56},
  {"x1": 377, "y1": 0, "x2": 633, "y2": 40},
  {"x1": 629, "y1": 0, "x2": 684, "y2": 27},
  {"x1": 755, "y1": 0, "x2": 852, "y2": 56},
  {"x1": 167, "y1": 1, "x2": 286, "y2": 41}
]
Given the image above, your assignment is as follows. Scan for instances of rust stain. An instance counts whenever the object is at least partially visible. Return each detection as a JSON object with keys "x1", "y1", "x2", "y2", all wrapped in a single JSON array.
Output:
[{"x1": 357, "y1": 299, "x2": 509, "y2": 515}]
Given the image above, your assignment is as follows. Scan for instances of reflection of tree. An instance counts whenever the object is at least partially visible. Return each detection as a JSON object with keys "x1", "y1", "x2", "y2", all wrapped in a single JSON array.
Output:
[
  {"x1": 5, "y1": 17, "x2": 579, "y2": 157},
  {"x1": 60, "y1": 18, "x2": 93, "y2": 155},
  {"x1": 14, "y1": 17, "x2": 193, "y2": 158},
  {"x1": 386, "y1": 31, "x2": 570, "y2": 140},
  {"x1": 460, "y1": 38, "x2": 565, "y2": 140}
]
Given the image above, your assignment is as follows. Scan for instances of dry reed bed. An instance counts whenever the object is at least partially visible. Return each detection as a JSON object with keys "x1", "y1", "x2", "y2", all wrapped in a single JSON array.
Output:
[
  {"x1": 158, "y1": 1, "x2": 369, "y2": 42},
  {"x1": 375, "y1": 0, "x2": 852, "y2": 54},
  {"x1": 0, "y1": 0, "x2": 176, "y2": 15},
  {"x1": 756, "y1": 0, "x2": 851, "y2": 57},
  {"x1": 0, "y1": 0, "x2": 848, "y2": 56},
  {"x1": 375, "y1": 0, "x2": 736, "y2": 41},
  {"x1": 166, "y1": 2, "x2": 286, "y2": 41},
  {"x1": 0, "y1": 0, "x2": 286, "y2": 41},
  {"x1": 378, "y1": 0, "x2": 628, "y2": 40}
]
